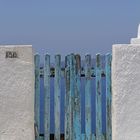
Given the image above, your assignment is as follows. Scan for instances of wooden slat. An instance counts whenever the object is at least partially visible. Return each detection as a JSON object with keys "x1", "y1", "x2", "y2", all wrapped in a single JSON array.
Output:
[
  {"x1": 34, "y1": 54, "x2": 40, "y2": 140},
  {"x1": 106, "y1": 54, "x2": 112, "y2": 140},
  {"x1": 92, "y1": 134, "x2": 96, "y2": 140},
  {"x1": 44, "y1": 54, "x2": 50, "y2": 140},
  {"x1": 73, "y1": 54, "x2": 81, "y2": 139},
  {"x1": 69, "y1": 54, "x2": 75, "y2": 140},
  {"x1": 102, "y1": 133, "x2": 106, "y2": 140},
  {"x1": 81, "y1": 134, "x2": 85, "y2": 140},
  {"x1": 96, "y1": 54, "x2": 102, "y2": 140},
  {"x1": 65, "y1": 55, "x2": 71, "y2": 140},
  {"x1": 54, "y1": 55, "x2": 61, "y2": 140},
  {"x1": 85, "y1": 54, "x2": 92, "y2": 140}
]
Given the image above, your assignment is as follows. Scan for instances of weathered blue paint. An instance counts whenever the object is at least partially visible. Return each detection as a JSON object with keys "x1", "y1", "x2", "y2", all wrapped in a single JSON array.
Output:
[
  {"x1": 92, "y1": 134, "x2": 95, "y2": 140},
  {"x1": 82, "y1": 133, "x2": 95, "y2": 140},
  {"x1": 73, "y1": 54, "x2": 81, "y2": 140},
  {"x1": 69, "y1": 54, "x2": 75, "y2": 140},
  {"x1": 34, "y1": 54, "x2": 40, "y2": 140},
  {"x1": 96, "y1": 54, "x2": 102, "y2": 140},
  {"x1": 85, "y1": 55, "x2": 92, "y2": 140},
  {"x1": 102, "y1": 133, "x2": 106, "y2": 140},
  {"x1": 54, "y1": 55, "x2": 61, "y2": 140},
  {"x1": 39, "y1": 66, "x2": 105, "y2": 78},
  {"x1": 65, "y1": 55, "x2": 71, "y2": 140},
  {"x1": 106, "y1": 54, "x2": 112, "y2": 140},
  {"x1": 81, "y1": 134, "x2": 85, "y2": 140},
  {"x1": 34, "y1": 53, "x2": 112, "y2": 140},
  {"x1": 44, "y1": 54, "x2": 50, "y2": 140}
]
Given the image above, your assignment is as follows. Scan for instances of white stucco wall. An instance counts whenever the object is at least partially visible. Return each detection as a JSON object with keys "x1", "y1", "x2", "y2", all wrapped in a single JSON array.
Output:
[
  {"x1": 112, "y1": 44, "x2": 140, "y2": 140},
  {"x1": 0, "y1": 45, "x2": 35, "y2": 140},
  {"x1": 131, "y1": 38, "x2": 140, "y2": 44}
]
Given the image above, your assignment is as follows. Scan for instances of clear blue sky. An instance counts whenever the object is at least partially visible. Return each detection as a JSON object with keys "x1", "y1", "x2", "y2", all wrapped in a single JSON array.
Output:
[{"x1": 0, "y1": 0, "x2": 140, "y2": 59}]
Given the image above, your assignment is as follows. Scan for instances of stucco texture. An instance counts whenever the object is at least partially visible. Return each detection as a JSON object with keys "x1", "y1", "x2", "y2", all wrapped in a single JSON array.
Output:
[
  {"x1": 112, "y1": 44, "x2": 140, "y2": 140},
  {"x1": 0, "y1": 46, "x2": 35, "y2": 140}
]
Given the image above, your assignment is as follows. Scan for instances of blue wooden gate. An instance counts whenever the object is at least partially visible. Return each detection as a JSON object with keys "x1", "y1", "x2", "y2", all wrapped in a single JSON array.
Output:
[{"x1": 34, "y1": 53, "x2": 112, "y2": 140}]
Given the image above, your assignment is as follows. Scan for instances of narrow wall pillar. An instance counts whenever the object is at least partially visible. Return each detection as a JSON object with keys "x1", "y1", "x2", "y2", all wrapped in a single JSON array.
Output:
[
  {"x1": 112, "y1": 25, "x2": 140, "y2": 140},
  {"x1": 0, "y1": 45, "x2": 35, "y2": 140}
]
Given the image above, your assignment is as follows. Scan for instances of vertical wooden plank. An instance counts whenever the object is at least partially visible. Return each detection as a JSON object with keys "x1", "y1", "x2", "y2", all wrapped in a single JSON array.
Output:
[
  {"x1": 85, "y1": 54, "x2": 92, "y2": 140},
  {"x1": 65, "y1": 55, "x2": 71, "y2": 140},
  {"x1": 34, "y1": 54, "x2": 40, "y2": 140},
  {"x1": 69, "y1": 54, "x2": 75, "y2": 140},
  {"x1": 54, "y1": 55, "x2": 61, "y2": 140},
  {"x1": 101, "y1": 133, "x2": 106, "y2": 140},
  {"x1": 92, "y1": 134, "x2": 96, "y2": 140},
  {"x1": 105, "y1": 54, "x2": 112, "y2": 140},
  {"x1": 73, "y1": 54, "x2": 81, "y2": 139},
  {"x1": 81, "y1": 134, "x2": 85, "y2": 140},
  {"x1": 65, "y1": 54, "x2": 75, "y2": 140},
  {"x1": 96, "y1": 54, "x2": 102, "y2": 140},
  {"x1": 44, "y1": 54, "x2": 50, "y2": 140}
]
